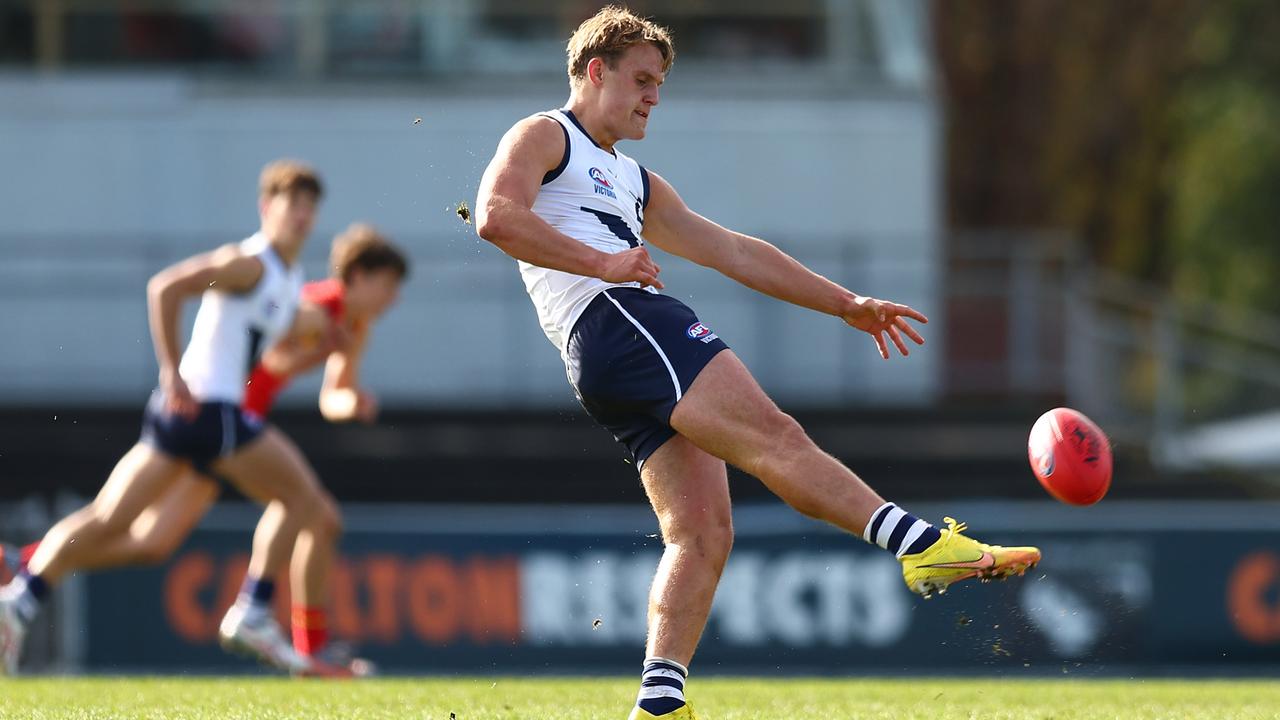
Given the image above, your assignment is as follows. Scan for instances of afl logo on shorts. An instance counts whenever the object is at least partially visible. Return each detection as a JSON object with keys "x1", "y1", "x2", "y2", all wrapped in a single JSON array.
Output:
[{"x1": 687, "y1": 322, "x2": 712, "y2": 339}]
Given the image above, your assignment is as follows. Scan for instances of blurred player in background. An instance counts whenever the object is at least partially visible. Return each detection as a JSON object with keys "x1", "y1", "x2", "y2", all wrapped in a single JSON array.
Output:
[
  {"x1": 0, "y1": 224, "x2": 407, "y2": 677},
  {"x1": 476, "y1": 7, "x2": 1041, "y2": 719},
  {"x1": 0, "y1": 158, "x2": 325, "y2": 677},
  {"x1": 1, "y1": 159, "x2": 308, "y2": 676}
]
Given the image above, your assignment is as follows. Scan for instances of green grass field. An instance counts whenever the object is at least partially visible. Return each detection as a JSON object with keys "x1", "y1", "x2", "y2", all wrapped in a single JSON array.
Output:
[{"x1": 1, "y1": 677, "x2": 1277, "y2": 719}]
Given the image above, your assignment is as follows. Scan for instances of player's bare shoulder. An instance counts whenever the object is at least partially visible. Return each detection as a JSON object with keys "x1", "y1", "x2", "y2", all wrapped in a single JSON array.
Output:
[
  {"x1": 479, "y1": 113, "x2": 569, "y2": 218},
  {"x1": 515, "y1": 112, "x2": 565, "y2": 142},
  {"x1": 205, "y1": 242, "x2": 266, "y2": 293},
  {"x1": 149, "y1": 241, "x2": 262, "y2": 296},
  {"x1": 497, "y1": 113, "x2": 567, "y2": 169}
]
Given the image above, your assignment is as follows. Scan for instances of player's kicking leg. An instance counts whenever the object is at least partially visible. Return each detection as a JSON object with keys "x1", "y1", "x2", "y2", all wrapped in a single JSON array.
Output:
[{"x1": 669, "y1": 351, "x2": 1040, "y2": 598}]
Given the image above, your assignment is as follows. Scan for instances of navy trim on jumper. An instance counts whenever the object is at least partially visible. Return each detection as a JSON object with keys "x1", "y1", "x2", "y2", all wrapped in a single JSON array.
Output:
[
  {"x1": 639, "y1": 165, "x2": 651, "y2": 209},
  {"x1": 561, "y1": 108, "x2": 614, "y2": 156},
  {"x1": 540, "y1": 114, "x2": 571, "y2": 185}
]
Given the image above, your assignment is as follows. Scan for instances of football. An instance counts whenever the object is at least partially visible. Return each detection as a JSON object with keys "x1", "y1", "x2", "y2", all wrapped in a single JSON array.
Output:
[{"x1": 1027, "y1": 407, "x2": 1112, "y2": 505}]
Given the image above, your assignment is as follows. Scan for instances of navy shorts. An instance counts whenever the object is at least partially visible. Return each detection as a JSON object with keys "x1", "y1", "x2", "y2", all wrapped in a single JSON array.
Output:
[
  {"x1": 566, "y1": 288, "x2": 729, "y2": 467},
  {"x1": 139, "y1": 390, "x2": 265, "y2": 472}
]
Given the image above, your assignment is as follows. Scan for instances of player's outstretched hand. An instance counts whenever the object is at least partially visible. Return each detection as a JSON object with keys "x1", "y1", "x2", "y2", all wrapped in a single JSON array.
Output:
[
  {"x1": 842, "y1": 295, "x2": 928, "y2": 359},
  {"x1": 599, "y1": 247, "x2": 663, "y2": 290}
]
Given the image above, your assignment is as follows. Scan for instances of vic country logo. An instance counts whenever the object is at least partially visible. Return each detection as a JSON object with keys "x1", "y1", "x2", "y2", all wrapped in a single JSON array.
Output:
[
  {"x1": 589, "y1": 167, "x2": 617, "y2": 199},
  {"x1": 687, "y1": 322, "x2": 719, "y2": 344}
]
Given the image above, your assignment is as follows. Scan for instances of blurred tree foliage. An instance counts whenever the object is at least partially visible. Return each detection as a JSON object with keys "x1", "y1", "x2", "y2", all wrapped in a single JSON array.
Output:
[{"x1": 934, "y1": 0, "x2": 1280, "y2": 314}]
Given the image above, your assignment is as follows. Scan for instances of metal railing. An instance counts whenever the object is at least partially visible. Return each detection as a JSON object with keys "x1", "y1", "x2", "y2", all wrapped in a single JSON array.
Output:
[{"x1": 947, "y1": 232, "x2": 1280, "y2": 475}]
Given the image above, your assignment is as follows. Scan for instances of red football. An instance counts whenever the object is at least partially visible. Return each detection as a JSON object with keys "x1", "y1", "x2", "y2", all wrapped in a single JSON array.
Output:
[{"x1": 1027, "y1": 407, "x2": 1112, "y2": 506}]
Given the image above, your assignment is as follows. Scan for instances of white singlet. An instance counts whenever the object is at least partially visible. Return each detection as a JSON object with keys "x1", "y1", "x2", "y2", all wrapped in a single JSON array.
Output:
[
  {"x1": 522, "y1": 108, "x2": 654, "y2": 353},
  {"x1": 178, "y1": 232, "x2": 304, "y2": 403}
]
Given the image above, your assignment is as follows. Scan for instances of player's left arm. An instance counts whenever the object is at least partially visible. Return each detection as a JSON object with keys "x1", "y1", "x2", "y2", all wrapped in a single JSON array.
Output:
[
  {"x1": 318, "y1": 321, "x2": 376, "y2": 423},
  {"x1": 642, "y1": 170, "x2": 928, "y2": 359}
]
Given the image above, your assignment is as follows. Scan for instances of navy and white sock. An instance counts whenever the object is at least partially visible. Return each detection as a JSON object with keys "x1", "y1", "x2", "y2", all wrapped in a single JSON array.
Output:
[
  {"x1": 1, "y1": 570, "x2": 49, "y2": 624},
  {"x1": 863, "y1": 502, "x2": 941, "y2": 558},
  {"x1": 235, "y1": 576, "x2": 275, "y2": 623},
  {"x1": 635, "y1": 657, "x2": 688, "y2": 716}
]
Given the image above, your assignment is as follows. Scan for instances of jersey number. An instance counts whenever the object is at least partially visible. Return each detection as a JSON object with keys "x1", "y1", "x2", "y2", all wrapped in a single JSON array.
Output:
[{"x1": 580, "y1": 206, "x2": 642, "y2": 249}]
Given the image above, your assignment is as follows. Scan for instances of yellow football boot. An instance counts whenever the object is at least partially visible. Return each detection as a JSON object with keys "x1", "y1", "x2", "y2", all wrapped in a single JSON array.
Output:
[
  {"x1": 628, "y1": 703, "x2": 699, "y2": 720},
  {"x1": 899, "y1": 517, "x2": 1040, "y2": 598}
]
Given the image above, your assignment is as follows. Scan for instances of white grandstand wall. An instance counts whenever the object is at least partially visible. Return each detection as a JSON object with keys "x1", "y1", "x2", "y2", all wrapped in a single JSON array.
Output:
[{"x1": 0, "y1": 74, "x2": 941, "y2": 408}]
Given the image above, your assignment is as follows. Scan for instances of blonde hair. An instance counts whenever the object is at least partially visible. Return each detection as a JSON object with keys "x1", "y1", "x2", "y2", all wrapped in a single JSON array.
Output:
[
  {"x1": 329, "y1": 223, "x2": 409, "y2": 283},
  {"x1": 566, "y1": 5, "x2": 674, "y2": 85},
  {"x1": 258, "y1": 159, "x2": 323, "y2": 200}
]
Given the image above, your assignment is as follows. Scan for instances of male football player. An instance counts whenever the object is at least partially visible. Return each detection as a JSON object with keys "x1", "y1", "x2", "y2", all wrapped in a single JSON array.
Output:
[{"x1": 475, "y1": 7, "x2": 1040, "y2": 718}]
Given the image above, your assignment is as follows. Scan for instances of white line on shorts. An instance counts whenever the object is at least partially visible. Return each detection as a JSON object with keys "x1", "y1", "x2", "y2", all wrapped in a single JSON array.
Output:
[
  {"x1": 602, "y1": 290, "x2": 682, "y2": 402},
  {"x1": 220, "y1": 405, "x2": 234, "y2": 457}
]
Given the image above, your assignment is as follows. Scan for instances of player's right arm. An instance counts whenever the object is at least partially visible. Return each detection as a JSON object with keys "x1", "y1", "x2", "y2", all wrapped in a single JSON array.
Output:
[
  {"x1": 476, "y1": 116, "x2": 663, "y2": 288},
  {"x1": 146, "y1": 245, "x2": 264, "y2": 416}
]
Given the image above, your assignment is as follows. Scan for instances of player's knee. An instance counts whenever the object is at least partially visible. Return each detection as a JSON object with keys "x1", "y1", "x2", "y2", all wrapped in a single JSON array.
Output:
[
  {"x1": 663, "y1": 511, "x2": 734, "y2": 570},
  {"x1": 279, "y1": 483, "x2": 325, "y2": 525},
  {"x1": 772, "y1": 411, "x2": 811, "y2": 454},
  {"x1": 749, "y1": 411, "x2": 810, "y2": 475}
]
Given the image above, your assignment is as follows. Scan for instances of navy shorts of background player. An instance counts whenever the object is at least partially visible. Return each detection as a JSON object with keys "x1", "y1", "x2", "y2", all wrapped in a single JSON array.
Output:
[
  {"x1": 139, "y1": 389, "x2": 264, "y2": 474},
  {"x1": 565, "y1": 287, "x2": 728, "y2": 468}
]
